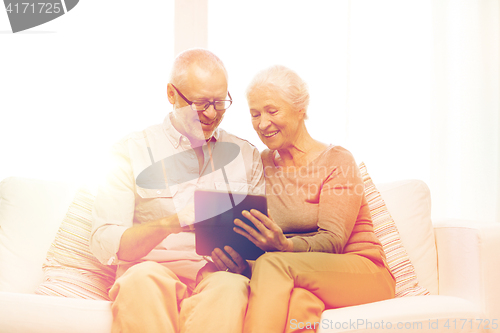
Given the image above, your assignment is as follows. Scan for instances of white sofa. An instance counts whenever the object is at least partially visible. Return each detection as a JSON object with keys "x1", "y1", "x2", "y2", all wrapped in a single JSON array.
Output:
[{"x1": 0, "y1": 176, "x2": 499, "y2": 333}]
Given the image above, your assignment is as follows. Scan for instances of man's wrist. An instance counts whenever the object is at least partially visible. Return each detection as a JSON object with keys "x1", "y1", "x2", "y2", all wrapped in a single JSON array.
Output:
[{"x1": 159, "y1": 215, "x2": 182, "y2": 231}]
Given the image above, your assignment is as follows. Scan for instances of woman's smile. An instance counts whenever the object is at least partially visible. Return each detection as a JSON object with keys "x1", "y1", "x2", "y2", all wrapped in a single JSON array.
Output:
[{"x1": 262, "y1": 130, "x2": 280, "y2": 138}]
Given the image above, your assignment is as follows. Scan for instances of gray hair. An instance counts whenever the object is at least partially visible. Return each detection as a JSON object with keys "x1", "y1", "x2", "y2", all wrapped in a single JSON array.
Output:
[
  {"x1": 246, "y1": 65, "x2": 310, "y2": 119},
  {"x1": 169, "y1": 48, "x2": 228, "y2": 89}
]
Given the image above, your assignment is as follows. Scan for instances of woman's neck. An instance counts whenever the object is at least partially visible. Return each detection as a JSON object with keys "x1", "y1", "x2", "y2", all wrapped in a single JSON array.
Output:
[{"x1": 274, "y1": 125, "x2": 327, "y2": 168}]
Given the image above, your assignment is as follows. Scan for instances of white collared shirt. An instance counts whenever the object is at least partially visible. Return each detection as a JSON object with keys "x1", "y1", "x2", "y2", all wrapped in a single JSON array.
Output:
[{"x1": 90, "y1": 114, "x2": 265, "y2": 273}]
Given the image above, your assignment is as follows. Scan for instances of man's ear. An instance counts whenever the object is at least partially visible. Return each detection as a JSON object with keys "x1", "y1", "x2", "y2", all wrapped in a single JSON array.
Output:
[{"x1": 167, "y1": 83, "x2": 176, "y2": 105}]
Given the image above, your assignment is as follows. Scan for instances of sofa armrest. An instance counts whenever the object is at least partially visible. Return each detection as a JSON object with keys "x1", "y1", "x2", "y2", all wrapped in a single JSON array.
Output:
[{"x1": 434, "y1": 219, "x2": 500, "y2": 320}]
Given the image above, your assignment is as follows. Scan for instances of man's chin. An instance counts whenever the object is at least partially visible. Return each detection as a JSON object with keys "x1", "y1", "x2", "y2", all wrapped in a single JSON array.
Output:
[{"x1": 203, "y1": 130, "x2": 215, "y2": 141}]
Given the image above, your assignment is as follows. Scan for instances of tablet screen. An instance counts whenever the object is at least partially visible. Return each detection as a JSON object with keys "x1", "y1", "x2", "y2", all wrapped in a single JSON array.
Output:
[{"x1": 194, "y1": 189, "x2": 267, "y2": 260}]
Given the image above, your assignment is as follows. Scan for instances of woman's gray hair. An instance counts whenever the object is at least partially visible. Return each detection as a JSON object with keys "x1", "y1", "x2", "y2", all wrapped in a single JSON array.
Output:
[
  {"x1": 169, "y1": 48, "x2": 228, "y2": 90},
  {"x1": 246, "y1": 65, "x2": 310, "y2": 119}
]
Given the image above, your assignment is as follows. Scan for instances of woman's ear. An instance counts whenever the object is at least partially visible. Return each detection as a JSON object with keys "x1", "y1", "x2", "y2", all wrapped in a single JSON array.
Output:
[
  {"x1": 297, "y1": 108, "x2": 306, "y2": 120},
  {"x1": 166, "y1": 83, "x2": 176, "y2": 105}
]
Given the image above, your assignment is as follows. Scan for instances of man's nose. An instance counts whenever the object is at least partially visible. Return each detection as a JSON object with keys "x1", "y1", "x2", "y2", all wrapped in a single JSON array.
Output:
[{"x1": 202, "y1": 105, "x2": 217, "y2": 120}]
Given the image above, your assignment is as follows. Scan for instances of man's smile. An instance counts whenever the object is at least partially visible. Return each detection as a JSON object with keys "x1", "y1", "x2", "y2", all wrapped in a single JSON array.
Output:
[{"x1": 200, "y1": 119, "x2": 215, "y2": 126}]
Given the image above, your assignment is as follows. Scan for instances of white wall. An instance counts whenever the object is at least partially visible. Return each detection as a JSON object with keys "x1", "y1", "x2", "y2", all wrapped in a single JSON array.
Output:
[
  {"x1": 430, "y1": 0, "x2": 500, "y2": 222},
  {"x1": 0, "y1": 0, "x2": 175, "y2": 186}
]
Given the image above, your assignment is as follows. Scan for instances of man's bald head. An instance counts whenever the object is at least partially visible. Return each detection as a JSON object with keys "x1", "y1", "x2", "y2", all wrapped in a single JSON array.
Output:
[{"x1": 169, "y1": 48, "x2": 228, "y2": 90}]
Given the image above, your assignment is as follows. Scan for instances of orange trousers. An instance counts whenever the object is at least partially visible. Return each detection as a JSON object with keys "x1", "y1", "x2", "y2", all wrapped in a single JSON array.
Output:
[
  {"x1": 244, "y1": 251, "x2": 396, "y2": 333},
  {"x1": 109, "y1": 261, "x2": 250, "y2": 333}
]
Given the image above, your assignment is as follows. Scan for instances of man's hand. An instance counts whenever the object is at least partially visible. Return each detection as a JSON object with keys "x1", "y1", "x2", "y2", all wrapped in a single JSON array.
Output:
[
  {"x1": 233, "y1": 209, "x2": 293, "y2": 252},
  {"x1": 117, "y1": 214, "x2": 184, "y2": 262},
  {"x1": 211, "y1": 246, "x2": 250, "y2": 277},
  {"x1": 176, "y1": 202, "x2": 195, "y2": 229}
]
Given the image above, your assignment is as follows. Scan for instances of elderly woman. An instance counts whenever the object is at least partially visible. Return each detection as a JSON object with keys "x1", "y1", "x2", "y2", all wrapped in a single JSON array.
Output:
[{"x1": 234, "y1": 65, "x2": 395, "y2": 332}]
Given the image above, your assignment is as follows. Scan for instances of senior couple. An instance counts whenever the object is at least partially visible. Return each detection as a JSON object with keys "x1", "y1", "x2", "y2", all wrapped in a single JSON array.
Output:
[{"x1": 90, "y1": 49, "x2": 395, "y2": 333}]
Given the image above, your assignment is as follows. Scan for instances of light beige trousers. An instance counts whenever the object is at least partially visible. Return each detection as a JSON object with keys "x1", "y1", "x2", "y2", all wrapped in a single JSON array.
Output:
[
  {"x1": 109, "y1": 261, "x2": 250, "y2": 333},
  {"x1": 244, "y1": 251, "x2": 396, "y2": 333}
]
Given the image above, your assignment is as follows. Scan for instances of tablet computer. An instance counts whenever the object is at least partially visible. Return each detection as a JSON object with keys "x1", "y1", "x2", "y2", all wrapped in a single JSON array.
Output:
[{"x1": 194, "y1": 189, "x2": 266, "y2": 260}]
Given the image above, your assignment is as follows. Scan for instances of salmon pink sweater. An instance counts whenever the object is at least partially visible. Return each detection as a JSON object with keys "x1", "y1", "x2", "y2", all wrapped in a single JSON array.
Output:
[{"x1": 261, "y1": 146, "x2": 386, "y2": 264}]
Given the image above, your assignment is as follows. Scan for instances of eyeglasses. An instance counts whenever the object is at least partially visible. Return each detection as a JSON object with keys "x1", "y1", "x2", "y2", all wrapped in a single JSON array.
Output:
[{"x1": 171, "y1": 84, "x2": 232, "y2": 112}]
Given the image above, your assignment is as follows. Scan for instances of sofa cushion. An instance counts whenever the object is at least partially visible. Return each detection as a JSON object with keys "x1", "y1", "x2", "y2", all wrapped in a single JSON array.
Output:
[
  {"x1": 359, "y1": 163, "x2": 430, "y2": 297},
  {"x1": 0, "y1": 291, "x2": 112, "y2": 333},
  {"x1": 377, "y1": 179, "x2": 438, "y2": 295},
  {"x1": 35, "y1": 188, "x2": 116, "y2": 300},
  {"x1": 0, "y1": 177, "x2": 76, "y2": 293},
  {"x1": 318, "y1": 295, "x2": 483, "y2": 333}
]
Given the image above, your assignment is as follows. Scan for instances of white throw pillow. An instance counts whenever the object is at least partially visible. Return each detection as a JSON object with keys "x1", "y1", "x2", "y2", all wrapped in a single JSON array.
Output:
[{"x1": 377, "y1": 179, "x2": 438, "y2": 295}]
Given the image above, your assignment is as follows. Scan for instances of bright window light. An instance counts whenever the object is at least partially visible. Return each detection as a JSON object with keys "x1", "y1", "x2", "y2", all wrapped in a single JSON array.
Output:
[
  {"x1": 208, "y1": 0, "x2": 432, "y2": 184},
  {"x1": 0, "y1": 1, "x2": 175, "y2": 184}
]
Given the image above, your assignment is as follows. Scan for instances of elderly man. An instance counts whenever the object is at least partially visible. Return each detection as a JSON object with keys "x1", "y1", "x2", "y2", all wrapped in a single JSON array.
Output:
[{"x1": 90, "y1": 49, "x2": 264, "y2": 333}]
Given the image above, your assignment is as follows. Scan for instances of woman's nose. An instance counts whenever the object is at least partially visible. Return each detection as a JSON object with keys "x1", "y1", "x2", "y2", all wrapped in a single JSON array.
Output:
[{"x1": 259, "y1": 114, "x2": 271, "y2": 130}]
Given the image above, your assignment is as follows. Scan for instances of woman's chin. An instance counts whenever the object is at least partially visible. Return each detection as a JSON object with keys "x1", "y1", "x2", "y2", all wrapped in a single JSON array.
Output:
[{"x1": 261, "y1": 138, "x2": 281, "y2": 150}]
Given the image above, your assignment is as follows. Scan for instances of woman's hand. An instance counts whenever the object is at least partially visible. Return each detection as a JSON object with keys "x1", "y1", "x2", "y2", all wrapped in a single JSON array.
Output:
[
  {"x1": 211, "y1": 246, "x2": 250, "y2": 277},
  {"x1": 234, "y1": 209, "x2": 293, "y2": 252}
]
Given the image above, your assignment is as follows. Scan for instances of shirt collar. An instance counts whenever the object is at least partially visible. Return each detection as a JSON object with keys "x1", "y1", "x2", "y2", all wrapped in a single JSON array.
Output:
[
  {"x1": 163, "y1": 113, "x2": 220, "y2": 148},
  {"x1": 211, "y1": 126, "x2": 221, "y2": 141}
]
